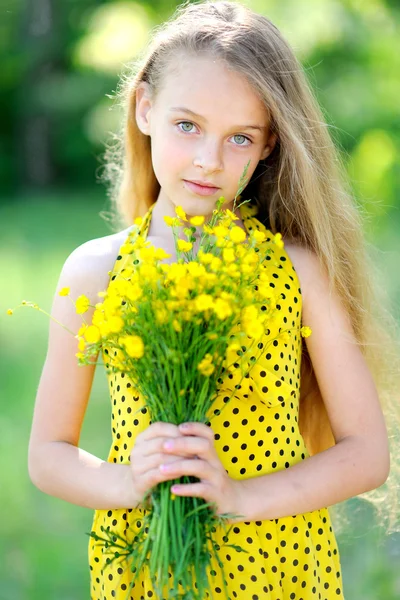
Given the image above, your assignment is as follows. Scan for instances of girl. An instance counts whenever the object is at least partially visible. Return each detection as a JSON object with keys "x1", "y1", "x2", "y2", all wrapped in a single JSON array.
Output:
[{"x1": 27, "y1": 1, "x2": 399, "y2": 599}]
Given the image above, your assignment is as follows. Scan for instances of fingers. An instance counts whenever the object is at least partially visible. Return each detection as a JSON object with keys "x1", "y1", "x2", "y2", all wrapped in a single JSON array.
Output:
[
  {"x1": 169, "y1": 481, "x2": 212, "y2": 500},
  {"x1": 165, "y1": 422, "x2": 219, "y2": 466},
  {"x1": 136, "y1": 421, "x2": 181, "y2": 443},
  {"x1": 178, "y1": 422, "x2": 216, "y2": 443},
  {"x1": 159, "y1": 458, "x2": 210, "y2": 480},
  {"x1": 131, "y1": 455, "x2": 185, "y2": 492},
  {"x1": 128, "y1": 421, "x2": 219, "y2": 504},
  {"x1": 137, "y1": 421, "x2": 216, "y2": 460},
  {"x1": 162, "y1": 435, "x2": 211, "y2": 459}
]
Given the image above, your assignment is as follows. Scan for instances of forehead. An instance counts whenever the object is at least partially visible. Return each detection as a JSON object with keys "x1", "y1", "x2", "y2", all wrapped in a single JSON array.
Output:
[{"x1": 156, "y1": 54, "x2": 268, "y2": 124}]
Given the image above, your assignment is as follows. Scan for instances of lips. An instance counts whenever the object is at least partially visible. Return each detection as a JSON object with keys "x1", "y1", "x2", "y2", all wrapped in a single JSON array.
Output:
[
  {"x1": 183, "y1": 180, "x2": 220, "y2": 196},
  {"x1": 187, "y1": 180, "x2": 219, "y2": 188}
]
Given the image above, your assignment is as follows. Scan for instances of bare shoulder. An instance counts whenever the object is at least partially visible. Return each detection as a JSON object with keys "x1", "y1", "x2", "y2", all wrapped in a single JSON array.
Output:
[
  {"x1": 281, "y1": 238, "x2": 327, "y2": 305},
  {"x1": 282, "y1": 237, "x2": 354, "y2": 339},
  {"x1": 58, "y1": 227, "x2": 132, "y2": 303}
]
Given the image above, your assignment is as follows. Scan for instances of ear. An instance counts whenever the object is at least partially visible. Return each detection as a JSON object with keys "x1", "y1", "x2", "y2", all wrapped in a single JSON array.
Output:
[
  {"x1": 135, "y1": 82, "x2": 153, "y2": 136},
  {"x1": 260, "y1": 132, "x2": 278, "y2": 160}
]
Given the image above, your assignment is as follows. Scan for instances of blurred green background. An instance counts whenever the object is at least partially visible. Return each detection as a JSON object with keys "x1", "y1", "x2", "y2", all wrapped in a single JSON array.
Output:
[{"x1": 1, "y1": 0, "x2": 399, "y2": 598}]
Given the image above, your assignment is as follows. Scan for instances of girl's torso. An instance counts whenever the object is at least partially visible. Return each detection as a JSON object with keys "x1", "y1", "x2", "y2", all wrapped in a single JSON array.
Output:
[{"x1": 88, "y1": 201, "x2": 344, "y2": 600}]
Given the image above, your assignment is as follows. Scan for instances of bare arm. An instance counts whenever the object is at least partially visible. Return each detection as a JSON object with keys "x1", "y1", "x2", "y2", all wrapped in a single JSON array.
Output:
[
  {"x1": 237, "y1": 245, "x2": 390, "y2": 521},
  {"x1": 28, "y1": 231, "x2": 141, "y2": 510}
]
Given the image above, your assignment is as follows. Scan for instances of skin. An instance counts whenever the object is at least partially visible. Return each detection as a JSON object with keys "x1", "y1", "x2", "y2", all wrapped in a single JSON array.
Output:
[{"x1": 28, "y1": 55, "x2": 390, "y2": 523}]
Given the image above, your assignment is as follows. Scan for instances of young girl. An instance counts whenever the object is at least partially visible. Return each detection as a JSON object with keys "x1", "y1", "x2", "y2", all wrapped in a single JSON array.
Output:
[{"x1": 27, "y1": 1, "x2": 399, "y2": 599}]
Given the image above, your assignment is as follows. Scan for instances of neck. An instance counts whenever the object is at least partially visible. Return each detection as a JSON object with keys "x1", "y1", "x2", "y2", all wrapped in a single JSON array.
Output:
[{"x1": 148, "y1": 193, "x2": 243, "y2": 241}]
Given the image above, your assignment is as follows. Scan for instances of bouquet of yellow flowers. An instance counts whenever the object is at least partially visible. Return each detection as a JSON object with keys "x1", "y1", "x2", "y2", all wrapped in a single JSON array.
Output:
[{"x1": 9, "y1": 164, "x2": 312, "y2": 600}]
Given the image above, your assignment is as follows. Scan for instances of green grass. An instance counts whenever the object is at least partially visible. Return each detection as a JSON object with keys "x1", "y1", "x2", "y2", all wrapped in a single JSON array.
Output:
[{"x1": 1, "y1": 189, "x2": 399, "y2": 599}]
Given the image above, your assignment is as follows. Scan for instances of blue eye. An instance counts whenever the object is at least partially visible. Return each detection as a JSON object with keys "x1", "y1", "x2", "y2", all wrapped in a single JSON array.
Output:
[
  {"x1": 176, "y1": 121, "x2": 252, "y2": 147},
  {"x1": 233, "y1": 134, "x2": 250, "y2": 146},
  {"x1": 177, "y1": 121, "x2": 195, "y2": 133}
]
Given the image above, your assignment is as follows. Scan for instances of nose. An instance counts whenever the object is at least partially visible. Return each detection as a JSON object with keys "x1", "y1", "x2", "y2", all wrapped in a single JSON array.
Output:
[{"x1": 193, "y1": 138, "x2": 223, "y2": 172}]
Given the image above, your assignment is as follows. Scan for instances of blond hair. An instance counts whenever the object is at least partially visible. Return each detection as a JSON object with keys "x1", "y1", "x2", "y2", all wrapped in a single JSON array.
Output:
[{"x1": 99, "y1": 0, "x2": 400, "y2": 532}]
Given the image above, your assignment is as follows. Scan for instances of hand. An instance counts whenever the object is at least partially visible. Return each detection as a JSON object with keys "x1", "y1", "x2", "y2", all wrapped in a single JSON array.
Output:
[
  {"x1": 128, "y1": 422, "x2": 195, "y2": 507},
  {"x1": 160, "y1": 421, "x2": 247, "y2": 523}
]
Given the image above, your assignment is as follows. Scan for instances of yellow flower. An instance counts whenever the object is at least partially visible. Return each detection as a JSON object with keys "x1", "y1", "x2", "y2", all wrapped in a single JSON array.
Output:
[
  {"x1": 225, "y1": 208, "x2": 239, "y2": 221},
  {"x1": 75, "y1": 295, "x2": 90, "y2": 314},
  {"x1": 274, "y1": 232, "x2": 284, "y2": 248},
  {"x1": 224, "y1": 263, "x2": 239, "y2": 278},
  {"x1": 75, "y1": 352, "x2": 85, "y2": 360},
  {"x1": 210, "y1": 256, "x2": 222, "y2": 272},
  {"x1": 177, "y1": 239, "x2": 193, "y2": 252},
  {"x1": 198, "y1": 353, "x2": 215, "y2": 376},
  {"x1": 59, "y1": 287, "x2": 70, "y2": 296},
  {"x1": 175, "y1": 205, "x2": 187, "y2": 221},
  {"x1": 213, "y1": 298, "x2": 232, "y2": 320},
  {"x1": 256, "y1": 284, "x2": 274, "y2": 299},
  {"x1": 170, "y1": 280, "x2": 190, "y2": 300},
  {"x1": 243, "y1": 320, "x2": 264, "y2": 340},
  {"x1": 253, "y1": 230, "x2": 266, "y2": 243},
  {"x1": 120, "y1": 243, "x2": 134, "y2": 255},
  {"x1": 97, "y1": 291, "x2": 107, "y2": 298},
  {"x1": 155, "y1": 307, "x2": 169, "y2": 324},
  {"x1": 242, "y1": 305, "x2": 258, "y2": 322},
  {"x1": 7, "y1": 309, "x2": 13, "y2": 315},
  {"x1": 125, "y1": 283, "x2": 143, "y2": 302},
  {"x1": 120, "y1": 335, "x2": 144, "y2": 358},
  {"x1": 240, "y1": 263, "x2": 253, "y2": 275},
  {"x1": 84, "y1": 325, "x2": 101, "y2": 343},
  {"x1": 195, "y1": 294, "x2": 214, "y2": 312},
  {"x1": 300, "y1": 326, "x2": 312, "y2": 338},
  {"x1": 187, "y1": 262, "x2": 206, "y2": 278},
  {"x1": 222, "y1": 247, "x2": 235, "y2": 263},
  {"x1": 154, "y1": 248, "x2": 172, "y2": 261},
  {"x1": 173, "y1": 319, "x2": 182, "y2": 332},
  {"x1": 107, "y1": 316, "x2": 124, "y2": 333},
  {"x1": 206, "y1": 332, "x2": 218, "y2": 340},
  {"x1": 138, "y1": 246, "x2": 156, "y2": 263},
  {"x1": 189, "y1": 215, "x2": 205, "y2": 226},
  {"x1": 198, "y1": 251, "x2": 214, "y2": 265},
  {"x1": 164, "y1": 215, "x2": 176, "y2": 227},
  {"x1": 78, "y1": 337, "x2": 86, "y2": 351},
  {"x1": 280, "y1": 330, "x2": 291, "y2": 343},
  {"x1": 229, "y1": 226, "x2": 246, "y2": 243},
  {"x1": 214, "y1": 225, "x2": 229, "y2": 239},
  {"x1": 225, "y1": 342, "x2": 241, "y2": 366}
]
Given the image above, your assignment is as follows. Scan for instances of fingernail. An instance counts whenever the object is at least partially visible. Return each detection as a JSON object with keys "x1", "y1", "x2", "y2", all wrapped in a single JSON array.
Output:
[
  {"x1": 180, "y1": 423, "x2": 190, "y2": 430},
  {"x1": 164, "y1": 441, "x2": 174, "y2": 450}
]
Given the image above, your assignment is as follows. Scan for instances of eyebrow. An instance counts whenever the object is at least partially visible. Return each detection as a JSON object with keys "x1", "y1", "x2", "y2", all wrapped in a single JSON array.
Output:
[{"x1": 169, "y1": 107, "x2": 267, "y2": 132}]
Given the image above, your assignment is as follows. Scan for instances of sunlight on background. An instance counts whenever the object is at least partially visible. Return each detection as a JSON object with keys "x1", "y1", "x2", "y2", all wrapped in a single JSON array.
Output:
[
  {"x1": 73, "y1": 2, "x2": 153, "y2": 73},
  {"x1": 349, "y1": 129, "x2": 397, "y2": 217}
]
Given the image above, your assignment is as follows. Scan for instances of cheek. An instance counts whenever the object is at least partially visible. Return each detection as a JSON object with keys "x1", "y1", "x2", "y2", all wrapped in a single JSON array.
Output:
[{"x1": 152, "y1": 131, "x2": 189, "y2": 174}]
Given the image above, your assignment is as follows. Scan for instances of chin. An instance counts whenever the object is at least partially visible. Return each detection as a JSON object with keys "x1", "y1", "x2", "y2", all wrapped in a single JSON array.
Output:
[{"x1": 176, "y1": 195, "x2": 220, "y2": 218}]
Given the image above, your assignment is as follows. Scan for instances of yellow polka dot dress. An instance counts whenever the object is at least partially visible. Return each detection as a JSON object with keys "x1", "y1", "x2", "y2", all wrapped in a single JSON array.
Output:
[{"x1": 89, "y1": 202, "x2": 344, "y2": 599}]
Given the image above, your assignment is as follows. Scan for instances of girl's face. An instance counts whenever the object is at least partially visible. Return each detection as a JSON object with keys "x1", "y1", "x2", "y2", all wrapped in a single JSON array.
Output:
[{"x1": 136, "y1": 54, "x2": 276, "y2": 217}]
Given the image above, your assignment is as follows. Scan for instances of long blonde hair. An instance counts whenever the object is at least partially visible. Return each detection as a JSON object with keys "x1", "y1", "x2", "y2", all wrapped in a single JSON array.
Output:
[{"x1": 99, "y1": 0, "x2": 400, "y2": 531}]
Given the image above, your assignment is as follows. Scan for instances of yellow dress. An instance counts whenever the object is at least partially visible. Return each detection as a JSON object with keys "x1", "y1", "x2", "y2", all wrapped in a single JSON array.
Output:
[{"x1": 89, "y1": 202, "x2": 344, "y2": 600}]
